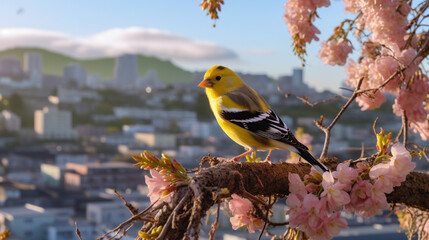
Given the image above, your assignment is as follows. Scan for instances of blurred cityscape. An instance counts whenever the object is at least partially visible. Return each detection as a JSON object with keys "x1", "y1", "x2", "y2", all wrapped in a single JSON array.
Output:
[{"x1": 0, "y1": 48, "x2": 425, "y2": 240}]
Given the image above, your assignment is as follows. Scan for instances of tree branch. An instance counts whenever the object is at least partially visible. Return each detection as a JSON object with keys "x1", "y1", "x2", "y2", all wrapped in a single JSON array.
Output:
[
  {"x1": 316, "y1": 77, "x2": 364, "y2": 159},
  {"x1": 131, "y1": 157, "x2": 429, "y2": 239}
]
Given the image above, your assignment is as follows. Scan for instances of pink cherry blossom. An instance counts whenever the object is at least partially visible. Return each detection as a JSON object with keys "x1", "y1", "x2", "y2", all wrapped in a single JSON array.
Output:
[
  {"x1": 347, "y1": 179, "x2": 388, "y2": 217},
  {"x1": 283, "y1": 0, "x2": 330, "y2": 44},
  {"x1": 367, "y1": 185, "x2": 389, "y2": 216},
  {"x1": 326, "y1": 212, "x2": 348, "y2": 237},
  {"x1": 369, "y1": 163, "x2": 397, "y2": 193},
  {"x1": 370, "y1": 143, "x2": 415, "y2": 194},
  {"x1": 321, "y1": 171, "x2": 351, "y2": 212},
  {"x1": 389, "y1": 143, "x2": 415, "y2": 182},
  {"x1": 346, "y1": 58, "x2": 374, "y2": 88},
  {"x1": 305, "y1": 182, "x2": 321, "y2": 193},
  {"x1": 230, "y1": 215, "x2": 263, "y2": 233},
  {"x1": 368, "y1": 55, "x2": 400, "y2": 93},
  {"x1": 229, "y1": 193, "x2": 252, "y2": 215},
  {"x1": 356, "y1": 90, "x2": 386, "y2": 111},
  {"x1": 345, "y1": 58, "x2": 387, "y2": 111},
  {"x1": 392, "y1": 88, "x2": 427, "y2": 122},
  {"x1": 302, "y1": 194, "x2": 327, "y2": 231},
  {"x1": 410, "y1": 120, "x2": 429, "y2": 141},
  {"x1": 410, "y1": 74, "x2": 429, "y2": 99},
  {"x1": 145, "y1": 169, "x2": 170, "y2": 204},
  {"x1": 342, "y1": 0, "x2": 359, "y2": 14},
  {"x1": 332, "y1": 162, "x2": 359, "y2": 191},
  {"x1": 286, "y1": 193, "x2": 306, "y2": 228},
  {"x1": 284, "y1": 5, "x2": 320, "y2": 43},
  {"x1": 361, "y1": 0, "x2": 410, "y2": 47},
  {"x1": 288, "y1": 173, "x2": 307, "y2": 198},
  {"x1": 397, "y1": 47, "x2": 421, "y2": 82},
  {"x1": 229, "y1": 194, "x2": 263, "y2": 233},
  {"x1": 318, "y1": 39, "x2": 353, "y2": 66}
]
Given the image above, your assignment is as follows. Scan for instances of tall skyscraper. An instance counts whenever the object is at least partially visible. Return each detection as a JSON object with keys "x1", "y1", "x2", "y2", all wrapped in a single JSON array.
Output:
[
  {"x1": 24, "y1": 52, "x2": 43, "y2": 87},
  {"x1": 115, "y1": 54, "x2": 138, "y2": 88},
  {"x1": 292, "y1": 68, "x2": 303, "y2": 86},
  {"x1": 24, "y1": 52, "x2": 42, "y2": 75},
  {"x1": 63, "y1": 63, "x2": 87, "y2": 87}
]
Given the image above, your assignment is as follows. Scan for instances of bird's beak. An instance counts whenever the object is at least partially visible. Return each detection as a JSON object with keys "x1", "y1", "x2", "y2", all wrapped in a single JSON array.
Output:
[{"x1": 198, "y1": 79, "x2": 213, "y2": 88}]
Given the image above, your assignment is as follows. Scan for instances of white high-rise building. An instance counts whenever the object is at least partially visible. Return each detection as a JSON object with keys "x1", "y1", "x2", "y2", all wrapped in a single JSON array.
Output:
[
  {"x1": 63, "y1": 63, "x2": 87, "y2": 87},
  {"x1": 24, "y1": 52, "x2": 42, "y2": 75},
  {"x1": 115, "y1": 54, "x2": 138, "y2": 88},
  {"x1": 34, "y1": 107, "x2": 77, "y2": 139},
  {"x1": 24, "y1": 52, "x2": 43, "y2": 88},
  {"x1": 0, "y1": 110, "x2": 21, "y2": 132}
]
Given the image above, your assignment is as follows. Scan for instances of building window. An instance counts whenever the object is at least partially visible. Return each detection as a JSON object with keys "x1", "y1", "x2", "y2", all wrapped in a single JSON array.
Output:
[{"x1": 24, "y1": 218, "x2": 33, "y2": 223}]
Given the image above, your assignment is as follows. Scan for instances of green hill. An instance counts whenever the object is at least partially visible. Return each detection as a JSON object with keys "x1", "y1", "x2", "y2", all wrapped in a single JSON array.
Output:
[{"x1": 0, "y1": 47, "x2": 194, "y2": 83}]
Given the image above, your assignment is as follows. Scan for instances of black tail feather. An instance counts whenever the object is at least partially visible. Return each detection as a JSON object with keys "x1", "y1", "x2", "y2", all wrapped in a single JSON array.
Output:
[{"x1": 296, "y1": 149, "x2": 329, "y2": 172}]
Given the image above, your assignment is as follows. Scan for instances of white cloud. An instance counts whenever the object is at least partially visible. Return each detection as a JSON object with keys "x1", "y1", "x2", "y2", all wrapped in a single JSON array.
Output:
[{"x1": 0, "y1": 27, "x2": 237, "y2": 60}]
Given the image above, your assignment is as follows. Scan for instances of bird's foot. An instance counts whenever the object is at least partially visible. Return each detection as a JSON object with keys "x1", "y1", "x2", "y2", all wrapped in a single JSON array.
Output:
[
  {"x1": 262, "y1": 158, "x2": 273, "y2": 164},
  {"x1": 230, "y1": 149, "x2": 254, "y2": 162},
  {"x1": 262, "y1": 150, "x2": 273, "y2": 164}
]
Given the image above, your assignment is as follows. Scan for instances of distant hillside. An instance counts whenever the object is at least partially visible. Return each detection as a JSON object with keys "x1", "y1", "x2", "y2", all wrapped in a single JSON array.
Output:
[{"x1": 0, "y1": 47, "x2": 194, "y2": 83}]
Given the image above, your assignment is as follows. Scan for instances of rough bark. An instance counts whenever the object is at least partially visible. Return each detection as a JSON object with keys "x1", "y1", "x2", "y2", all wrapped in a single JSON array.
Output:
[{"x1": 136, "y1": 157, "x2": 429, "y2": 240}]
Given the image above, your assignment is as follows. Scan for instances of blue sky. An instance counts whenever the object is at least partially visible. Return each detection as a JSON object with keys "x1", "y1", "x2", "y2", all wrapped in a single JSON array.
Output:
[{"x1": 0, "y1": 0, "x2": 353, "y2": 91}]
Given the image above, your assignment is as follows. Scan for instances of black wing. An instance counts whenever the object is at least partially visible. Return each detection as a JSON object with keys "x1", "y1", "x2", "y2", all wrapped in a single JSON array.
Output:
[{"x1": 220, "y1": 108, "x2": 308, "y2": 151}]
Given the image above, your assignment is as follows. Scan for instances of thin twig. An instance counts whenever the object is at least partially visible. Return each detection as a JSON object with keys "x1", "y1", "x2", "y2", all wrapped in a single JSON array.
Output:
[
  {"x1": 395, "y1": 123, "x2": 405, "y2": 143},
  {"x1": 360, "y1": 142, "x2": 365, "y2": 159},
  {"x1": 402, "y1": 110, "x2": 408, "y2": 146},
  {"x1": 283, "y1": 92, "x2": 348, "y2": 107},
  {"x1": 75, "y1": 221, "x2": 83, "y2": 240},
  {"x1": 317, "y1": 77, "x2": 364, "y2": 159},
  {"x1": 114, "y1": 189, "x2": 139, "y2": 215},
  {"x1": 209, "y1": 203, "x2": 221, "y2": 240},
  {"x1": 258, "y1": 196, "x2": 271, "y2": 240},
  {"x1": 156, "y1": 192, "x2": 190, "y2": 240},
  {"x1": 355, "y1": 52, "x2": 422, "y2": 95},
  {"x1": 98, "y1": 201, "x2": 165, "y2": 240}
]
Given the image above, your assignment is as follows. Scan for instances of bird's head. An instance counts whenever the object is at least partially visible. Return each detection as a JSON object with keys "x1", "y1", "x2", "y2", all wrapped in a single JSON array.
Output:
[{"x1": 198, "y1": 65, "x2": 244, "y2": 95}]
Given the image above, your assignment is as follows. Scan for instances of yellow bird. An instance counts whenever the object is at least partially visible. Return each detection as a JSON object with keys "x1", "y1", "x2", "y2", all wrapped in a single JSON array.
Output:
[{"x1": 198, "y1": 65, "x2": 328, "y2": 172}]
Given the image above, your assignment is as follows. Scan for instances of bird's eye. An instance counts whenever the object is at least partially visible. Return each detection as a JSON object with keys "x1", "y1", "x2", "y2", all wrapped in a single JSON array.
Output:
[{"x1": 215, "y1": 76, "x2": 221, "y2": 81}]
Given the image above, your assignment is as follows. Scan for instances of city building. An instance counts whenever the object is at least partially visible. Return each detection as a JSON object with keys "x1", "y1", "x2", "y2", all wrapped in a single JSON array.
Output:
[
  {"x1": 100, "y1": 133, "x2": 135, "y2": 146},
  {"x1": 138, "y1": 69, "x2": 165, "y2": 90},
  {"x1": 291, "y1": 68, "x2": 303, "y2": 86},
  {"x1": 0, "y1": 57, "x2": 23, "y2": 78},
  {"x1": 41, "y1": 164, "x2": 66, "y2": 187},
  {"x1": 134, "y1": 132, "x2": 177, "y2": 148},
  {"x1": 75, "y1": 124, "x2": 106, "y2": 139},
  {"x1": 56, "y1": 88, "x2": 102, "y2": 104},
  {"x1": 277, "y1": 68, "x2": 315, "y2": 96},
  {"x1": 86, "y1": 201, "x2": 147, "y2": 231},
  {"x1": 113, "y1": 107, "x2": 197, "y2": 121},
  {"x1": 0, "y1": 204, "x2": 74, "y2": 240},
  {"x1": 63, "y1": 63, "x2": 87, "y2": 87},
  {"x1": 115, "y1": 54, "x2": 138, "y2": 88},
  {"x1": 34, "y1": 107, "x2": 77, "y2": 139},
  {"x1": 64, "y1": 162, "x2": 145, "y2": 191},
  {"x1": 122, "y1": 124, "x2": 155, "y2": 135},
  {"x1": 237, "y1": 73, "x2": 277, "y2": 95},
  {"x1": 24, "y1": 52, "x2": 42, "y2": 75},
  {"x1": 47, "y1": 219, "x2": 94, "y2": 240},
  {"x1": 24, "y1": 52, "x2": 43, "y2": 87},
  {"x1": 0, "y1": 110, "x2": 21, "y2": 132}
]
